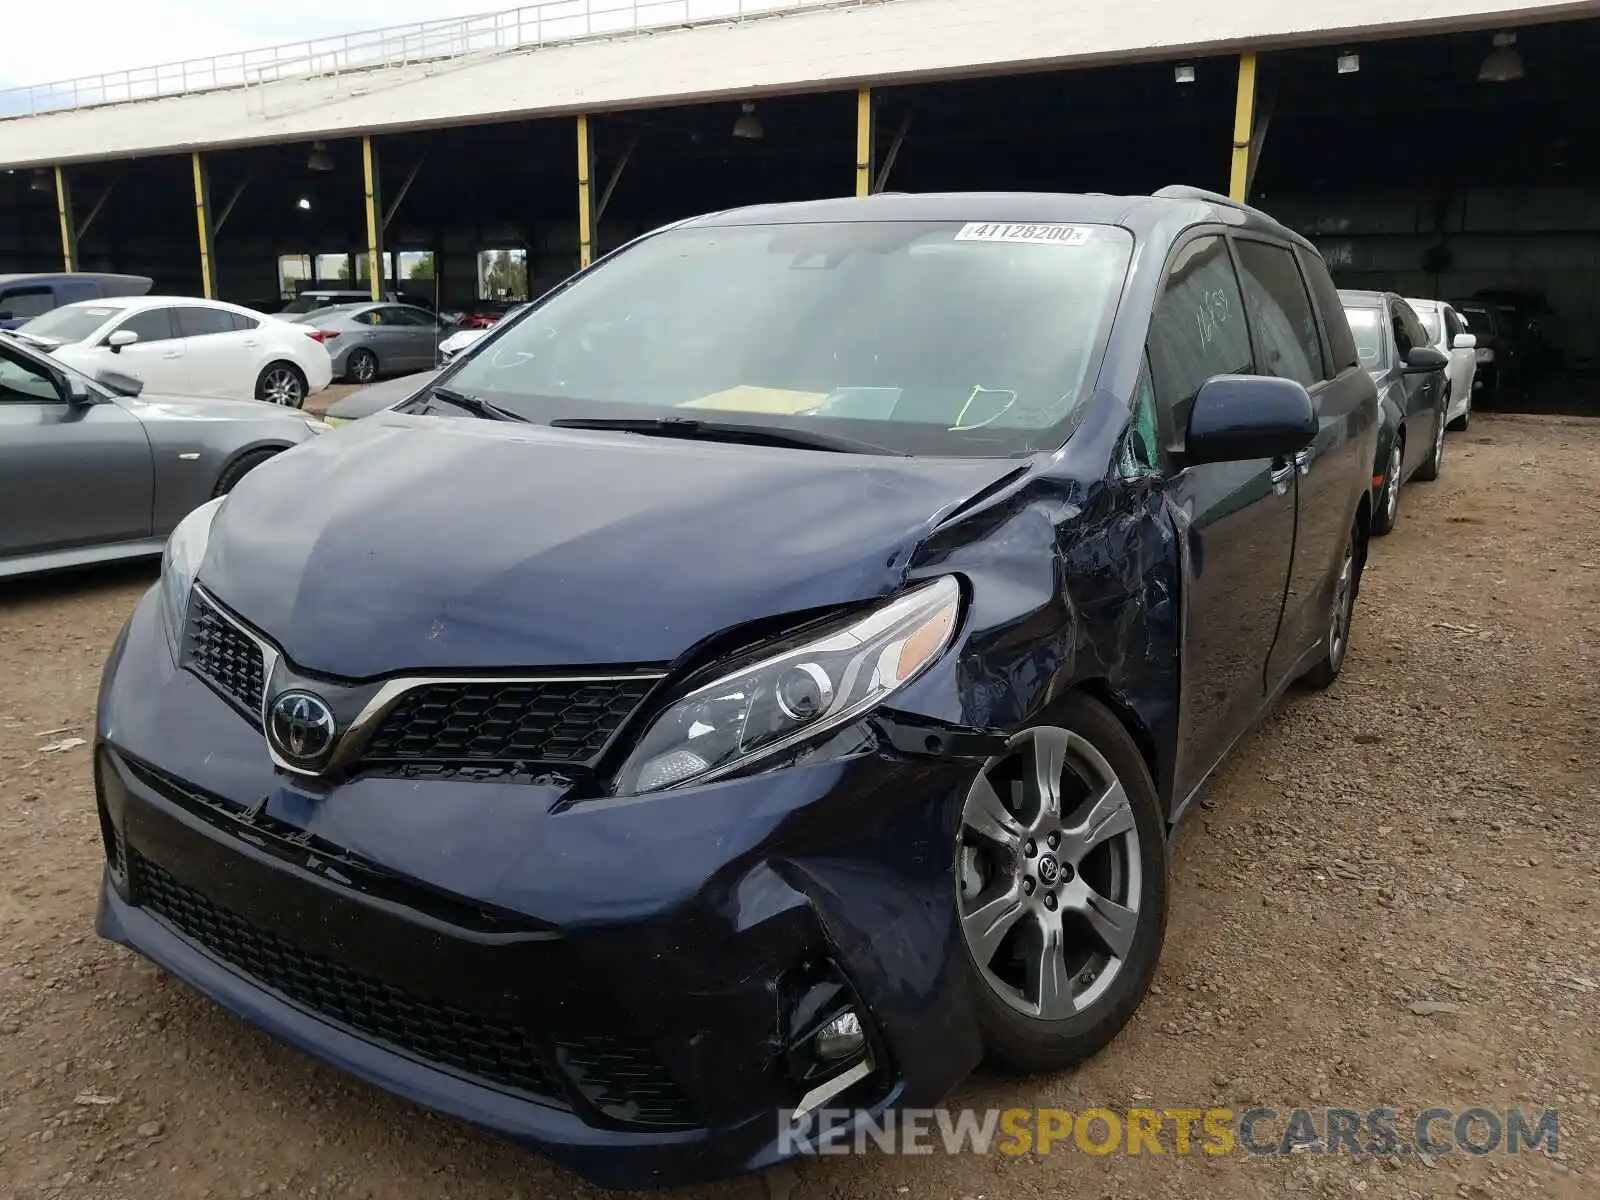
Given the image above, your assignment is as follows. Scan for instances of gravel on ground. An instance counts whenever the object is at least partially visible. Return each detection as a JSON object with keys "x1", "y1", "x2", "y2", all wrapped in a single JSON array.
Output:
[{"x1": 1, "y1": 414, "x2": 1595, "y2": 1200}]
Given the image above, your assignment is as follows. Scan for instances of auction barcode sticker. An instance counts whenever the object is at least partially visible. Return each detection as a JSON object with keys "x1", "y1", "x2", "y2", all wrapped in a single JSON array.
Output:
[{"x1": 954, "y1": 222, "x2": 1092, "y2": 246}]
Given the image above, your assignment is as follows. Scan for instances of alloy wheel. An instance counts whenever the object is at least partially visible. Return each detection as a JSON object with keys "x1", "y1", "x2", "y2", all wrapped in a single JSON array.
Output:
[
  {"x1": 1384, "y1": 444, "x2": 1401, "y2": 525},
  {"x1": 1328, "y1": 534, "x2": 1355, "y2": 670},
  {"x1": 352, "y1": 353, "x2": 377, "y2": 383},
  {"x1": 957, "y1": 727, "x2": 1142, "y2": 1020},
  {"x1": 262, "y1": 367, "x2": 303, "y2": 407}
]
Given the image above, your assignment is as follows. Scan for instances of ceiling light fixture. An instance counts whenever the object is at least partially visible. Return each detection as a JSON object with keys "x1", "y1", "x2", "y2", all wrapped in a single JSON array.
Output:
[
  {"x1": 1478, "y1": 32, "x2": 1525, "y2": 83},
  {"x1": 731, "y1": 102, "x2": 764, "y2": 140},
  {"x1": 306, "y1": 141, "x2": 335, "y2": 172},
  {"x1": 297, "y1": 197, "x2": 312, "y2": 210},
  {"x1": 1336, "y1": 52, "x2": 1361, "y2": 75},
  {"x1": 1174, "y1": 64, "x2": 1196, "y2": 85},
  {"x1": 29, "y1": 168, "x2": 51, "y2": 192}
]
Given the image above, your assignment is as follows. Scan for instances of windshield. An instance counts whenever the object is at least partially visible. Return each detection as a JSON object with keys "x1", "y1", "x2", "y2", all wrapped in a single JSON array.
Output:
[
  {"x1": 443, "y1": 220, "x2": 1135, "y2": 457},
  {"x1": 1343, "y1": 306, "x2": 1387, "y2": 370},
  {"x1": 1414, "y1": 306, "x2": 1443, "y2": 344},
  {"x1": 18, "y1": 304, "x2": 119, "y2": 344}
]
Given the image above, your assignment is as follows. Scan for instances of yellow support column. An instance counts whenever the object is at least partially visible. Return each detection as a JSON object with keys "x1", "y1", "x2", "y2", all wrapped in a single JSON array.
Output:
[
  {"x1": 54, "y1": 166, "x2": 76, "y2": 273},
  {"x1": 1229, "y1": 52, "x2": 1258, "y2": 203},
  {"x1": 362, "y1": 136, "x2": 382, "y2": 300},
  {"x1": 577, "y1": 115, "x2": 594, "y2": 269},
  {"x1": 855, "y1": 88, "x2": 873, "y2": 197},
  {"x1": 191, "y1": 153, "x2": 215, "y2": 299}
]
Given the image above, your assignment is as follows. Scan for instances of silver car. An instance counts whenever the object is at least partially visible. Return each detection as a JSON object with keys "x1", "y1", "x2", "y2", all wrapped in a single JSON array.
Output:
[
  {"x1": 0, "y1": 332, "x2": 325, "y2": 579},
  {"x1": 288, "y1": 302, "x2": 447, "y2": 383}
]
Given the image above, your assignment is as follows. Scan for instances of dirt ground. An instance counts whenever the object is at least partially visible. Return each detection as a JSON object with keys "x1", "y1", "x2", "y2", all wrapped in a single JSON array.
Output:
[{"x1": 1, "y1": 415, "x2": 1596, "y2": 1200}]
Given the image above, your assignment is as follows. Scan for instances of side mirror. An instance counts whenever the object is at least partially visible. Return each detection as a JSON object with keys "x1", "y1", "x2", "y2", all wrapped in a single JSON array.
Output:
[
  {"x1": 106, "y1": 329, "x2": 139, "y2": 353},
  {"x1": 1452, "y1": 333, "x2": 1477, "y2": 351},
  {"x1": 1403, "y1": 346, "x2": 1449, "y2": 374},
  {"x1": 94, "y1": 368, "x2": 145, "y2": 398},
  {"x1": 1183, "y1": 375, "x2": 1316, "y2": 467}
]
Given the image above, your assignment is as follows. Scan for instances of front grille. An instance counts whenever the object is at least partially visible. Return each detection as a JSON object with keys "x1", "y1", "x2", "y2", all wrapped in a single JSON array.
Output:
[
  {"x1": 132, "y1": 854, "x2": 697, "y2": 1128},
  {"x1": 183, "y1": 592, "x2": 265, "y2": 716},
  {"x1": 360, "y1": 677, "x2": 657, "y2": 769}
]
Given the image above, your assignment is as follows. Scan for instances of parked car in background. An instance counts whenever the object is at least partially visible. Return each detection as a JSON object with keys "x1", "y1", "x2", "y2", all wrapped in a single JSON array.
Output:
[
  {"x1": 280, "y1": 288, "x2": 438, "y2": 316},
  {"x1": 451, "y1": 299, "x2": 519, "y2": 330},
  {"x1": 439, "y1": 302, "x2": 531, "y2": 362},
  {"x1": 0, "y1": 331, "x2": 324, "y2": 579},
  {"x1": 1451, "y1": 299, "x2": 1518, "y2": 402},
  {"x1": 0, "y1": 272, "x2": 151, "y2": 329},
  {"x1": 98, "y1": 188, "x2": 1377, "y2": 1189},
  {"x1": 322, "y1": 369, "x2": 438, "y2": 426},
  {"x1": 15, "y1": 297, "x2": 333, "y2": 408},
  {"x1": 1470, "y1": 287, "x2": 1556, "y2": 382},
  {"x1": 1341, "y1": 290, "x2": 1449, "y2": 535},
  {"x1": 1405, "y1": 297, "x2": 1477, "y2": 430},
  {"x1": 290, "y1": 302, "x2": 448, "y2": 382}
]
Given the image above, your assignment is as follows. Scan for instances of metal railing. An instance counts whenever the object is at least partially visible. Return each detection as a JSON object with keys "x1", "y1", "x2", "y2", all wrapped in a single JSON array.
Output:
[{"x1": 0, "y1": 0, "x2": 876, "y2": 119}]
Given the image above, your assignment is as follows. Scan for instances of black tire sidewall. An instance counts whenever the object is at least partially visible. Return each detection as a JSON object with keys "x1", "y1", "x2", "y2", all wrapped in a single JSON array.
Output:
[
  {"x1": 961, "y1": 693, "x2": 1169, "y2": 1075},
  {"x1": 255, "y1": 363, "x2": 307, "y2": 409}
]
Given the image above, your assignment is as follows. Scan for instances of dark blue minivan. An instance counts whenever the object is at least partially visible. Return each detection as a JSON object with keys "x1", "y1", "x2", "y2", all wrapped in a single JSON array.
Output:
[{"x1": 94, "y1": 187, "x2": 1377, "y2": 1188}]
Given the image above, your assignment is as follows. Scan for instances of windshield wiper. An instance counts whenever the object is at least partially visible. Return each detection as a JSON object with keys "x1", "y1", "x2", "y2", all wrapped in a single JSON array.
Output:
[
  {"x1": 425, "y1": 385, "x2": 527, "y2": 423},
  {"x1": 547, "y1": 415, "x2": 908, "y2": 456}
]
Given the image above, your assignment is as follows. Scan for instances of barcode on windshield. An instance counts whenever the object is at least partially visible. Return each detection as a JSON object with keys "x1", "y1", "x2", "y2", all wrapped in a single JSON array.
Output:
[{"x1": 954, "y1": 222, "x2": 1092, "y2": 247}]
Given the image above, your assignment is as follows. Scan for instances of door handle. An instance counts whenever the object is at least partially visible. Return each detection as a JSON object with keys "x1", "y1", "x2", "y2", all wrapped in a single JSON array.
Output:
[
  {"x1": 241, "y1": 339, "x2": 259, "y2": 348},
  {"x1": 162, "y1": 350, "x2": 182, "y2": 359},
  {"x1": 1294, "y1": 449, "x2": 1312, "y2": 476},
  {"x1": 1269, "y1": 460, "x2": 1295, "y2": 496}
]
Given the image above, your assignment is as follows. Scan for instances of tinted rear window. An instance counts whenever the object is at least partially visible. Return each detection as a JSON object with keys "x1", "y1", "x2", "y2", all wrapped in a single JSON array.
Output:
[{"x1": 1297, "y1": 248, "x2": 1358, "y2": 372}]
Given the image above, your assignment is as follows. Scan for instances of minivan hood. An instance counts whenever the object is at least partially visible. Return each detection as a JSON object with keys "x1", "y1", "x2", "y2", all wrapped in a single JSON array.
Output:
[{"x1": 201, "y1": 416, "x2": 1022, "y2": 677}]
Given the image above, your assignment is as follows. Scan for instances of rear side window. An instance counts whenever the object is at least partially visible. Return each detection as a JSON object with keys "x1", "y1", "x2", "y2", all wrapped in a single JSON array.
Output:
[
  {"x1": 1393, "y1": 302, "x2": 1428, "y2": 358},
  {"x1": 175, "y1": 306, "x2": 237, "y2": 338},
  {"x1": 1297, "y1": 247, "x2": 1358, "y2": 372},
  {"x1": 1147, "y1": 235, "x2": 1252, "y2": 442},
  {"x1": 231, "y1": 312, "x2": 260, "y2": 332},
  {"x1": 1233, "y1": 239, "x2": 1323, "y2": 388}
]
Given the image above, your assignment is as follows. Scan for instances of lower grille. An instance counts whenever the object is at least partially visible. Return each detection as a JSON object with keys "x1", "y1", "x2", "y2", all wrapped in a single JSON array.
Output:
[
  {"x1": 132, "y1": 854, "x2": 697, "y2": 1128},
  {"x1": 136, "y1": 855, "x2": 565, "y2": 1102},
  {"x1": 182, "y1": 591, "x2": 265, "y2": 716}
]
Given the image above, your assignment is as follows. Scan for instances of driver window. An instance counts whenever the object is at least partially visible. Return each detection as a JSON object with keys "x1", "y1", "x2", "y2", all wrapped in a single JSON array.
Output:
[
  {"x1": 116, "y1": 309, "x2": 176, "y2": 345},
  {"x1": 1391, "y1": 306, "x2": 1415, "y2": 358},
  {"x1": 0, "y1": 349, "x2": 64, "y2": 404},
  {"x1": 1147, "y1": 235, "x2": 1253, "y2": 445}
]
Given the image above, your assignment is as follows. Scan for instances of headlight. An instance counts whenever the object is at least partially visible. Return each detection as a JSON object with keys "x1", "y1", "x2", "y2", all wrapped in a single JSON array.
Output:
[
  {"x1": 617, "y1": 576, "x2": 961, "y2": 794},
  {"x1": 159, "y1": 497, "x2": 226, "y2": 660},
  {"x1": 304, "y1": 418, "x2": 331, "y2": 434}
]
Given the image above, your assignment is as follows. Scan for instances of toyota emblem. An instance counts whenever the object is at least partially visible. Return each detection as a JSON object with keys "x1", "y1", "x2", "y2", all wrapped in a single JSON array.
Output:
[{"x1": 267, "y1": 690, "x2": 338, "y2": 767}]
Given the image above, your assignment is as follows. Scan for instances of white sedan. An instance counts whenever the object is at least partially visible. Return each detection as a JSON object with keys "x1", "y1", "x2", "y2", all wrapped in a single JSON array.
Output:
[
  {"x1": 14, "y1": 297, "x2": 333, "y2": 408},
  {"x1": 1405, "y1": 297, "x2": 1477, "y2": 430}
]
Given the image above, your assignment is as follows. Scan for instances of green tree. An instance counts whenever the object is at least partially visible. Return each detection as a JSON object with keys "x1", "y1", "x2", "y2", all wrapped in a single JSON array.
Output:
[
  {"x1": 405, "y1": 252, "x2": 436, "y2": 282},
  {"x1": 481, "y1": 249, "x2": 529, "y2": 300}
]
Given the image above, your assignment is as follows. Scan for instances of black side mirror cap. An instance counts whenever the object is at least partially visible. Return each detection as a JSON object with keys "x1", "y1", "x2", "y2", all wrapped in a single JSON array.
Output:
[
  {"x1": 1402, "y1": 346, "x2": 1449, "y2": 374},
  {"x1": 1181, "y1": 375, "x2": 1316, "y2": 468},
  {"x1": 95, "y1": 368, "x2": 145, "y2": 398}
]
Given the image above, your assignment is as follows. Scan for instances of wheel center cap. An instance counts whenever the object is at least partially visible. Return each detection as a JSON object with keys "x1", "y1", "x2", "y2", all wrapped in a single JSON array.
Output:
[{"x1": 1037, "y1": 855, "x2": 1061, "y2": 886}]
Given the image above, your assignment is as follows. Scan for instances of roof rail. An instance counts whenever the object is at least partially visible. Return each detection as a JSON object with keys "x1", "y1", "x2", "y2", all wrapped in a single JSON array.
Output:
[{"x1": 1152, "y1": 184, "x2": 1274, "y2": 225}]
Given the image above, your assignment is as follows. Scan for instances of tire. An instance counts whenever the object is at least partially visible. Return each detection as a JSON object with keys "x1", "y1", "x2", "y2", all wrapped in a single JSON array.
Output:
[
  {"x1": 211, "y1": 448, "x2": 281, "y2": 499},
  {"x1": 1300, "y1": 521, "x2": 1359, "y2": 690},
  {"x1": 956, "y1": 693, "x2": 1168, "y2": 1075},
  {"x1": 345, "y1": 349, "x2": 379, "y2": 385},
  {"x1": 255, "y1": 362, "x2": 307, "y2": 408},
  {"x1": 1413, "y1": 404, "x2": 1446, "y2": 482},
  {"x1": 1371, "y1": 440, "x2": 1402, "y2": 537}
]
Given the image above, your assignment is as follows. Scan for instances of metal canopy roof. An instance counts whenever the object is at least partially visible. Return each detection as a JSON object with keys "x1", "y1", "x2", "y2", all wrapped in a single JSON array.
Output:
[{"x1": 0, "y1": 0, "x2": 1587, "y2": 170}]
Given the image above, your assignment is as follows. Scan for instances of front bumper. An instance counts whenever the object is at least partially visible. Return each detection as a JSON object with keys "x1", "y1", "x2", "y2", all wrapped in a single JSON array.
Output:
[{"x1": 95, "y1": 588, "x2": 986, "y2": 1188}]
